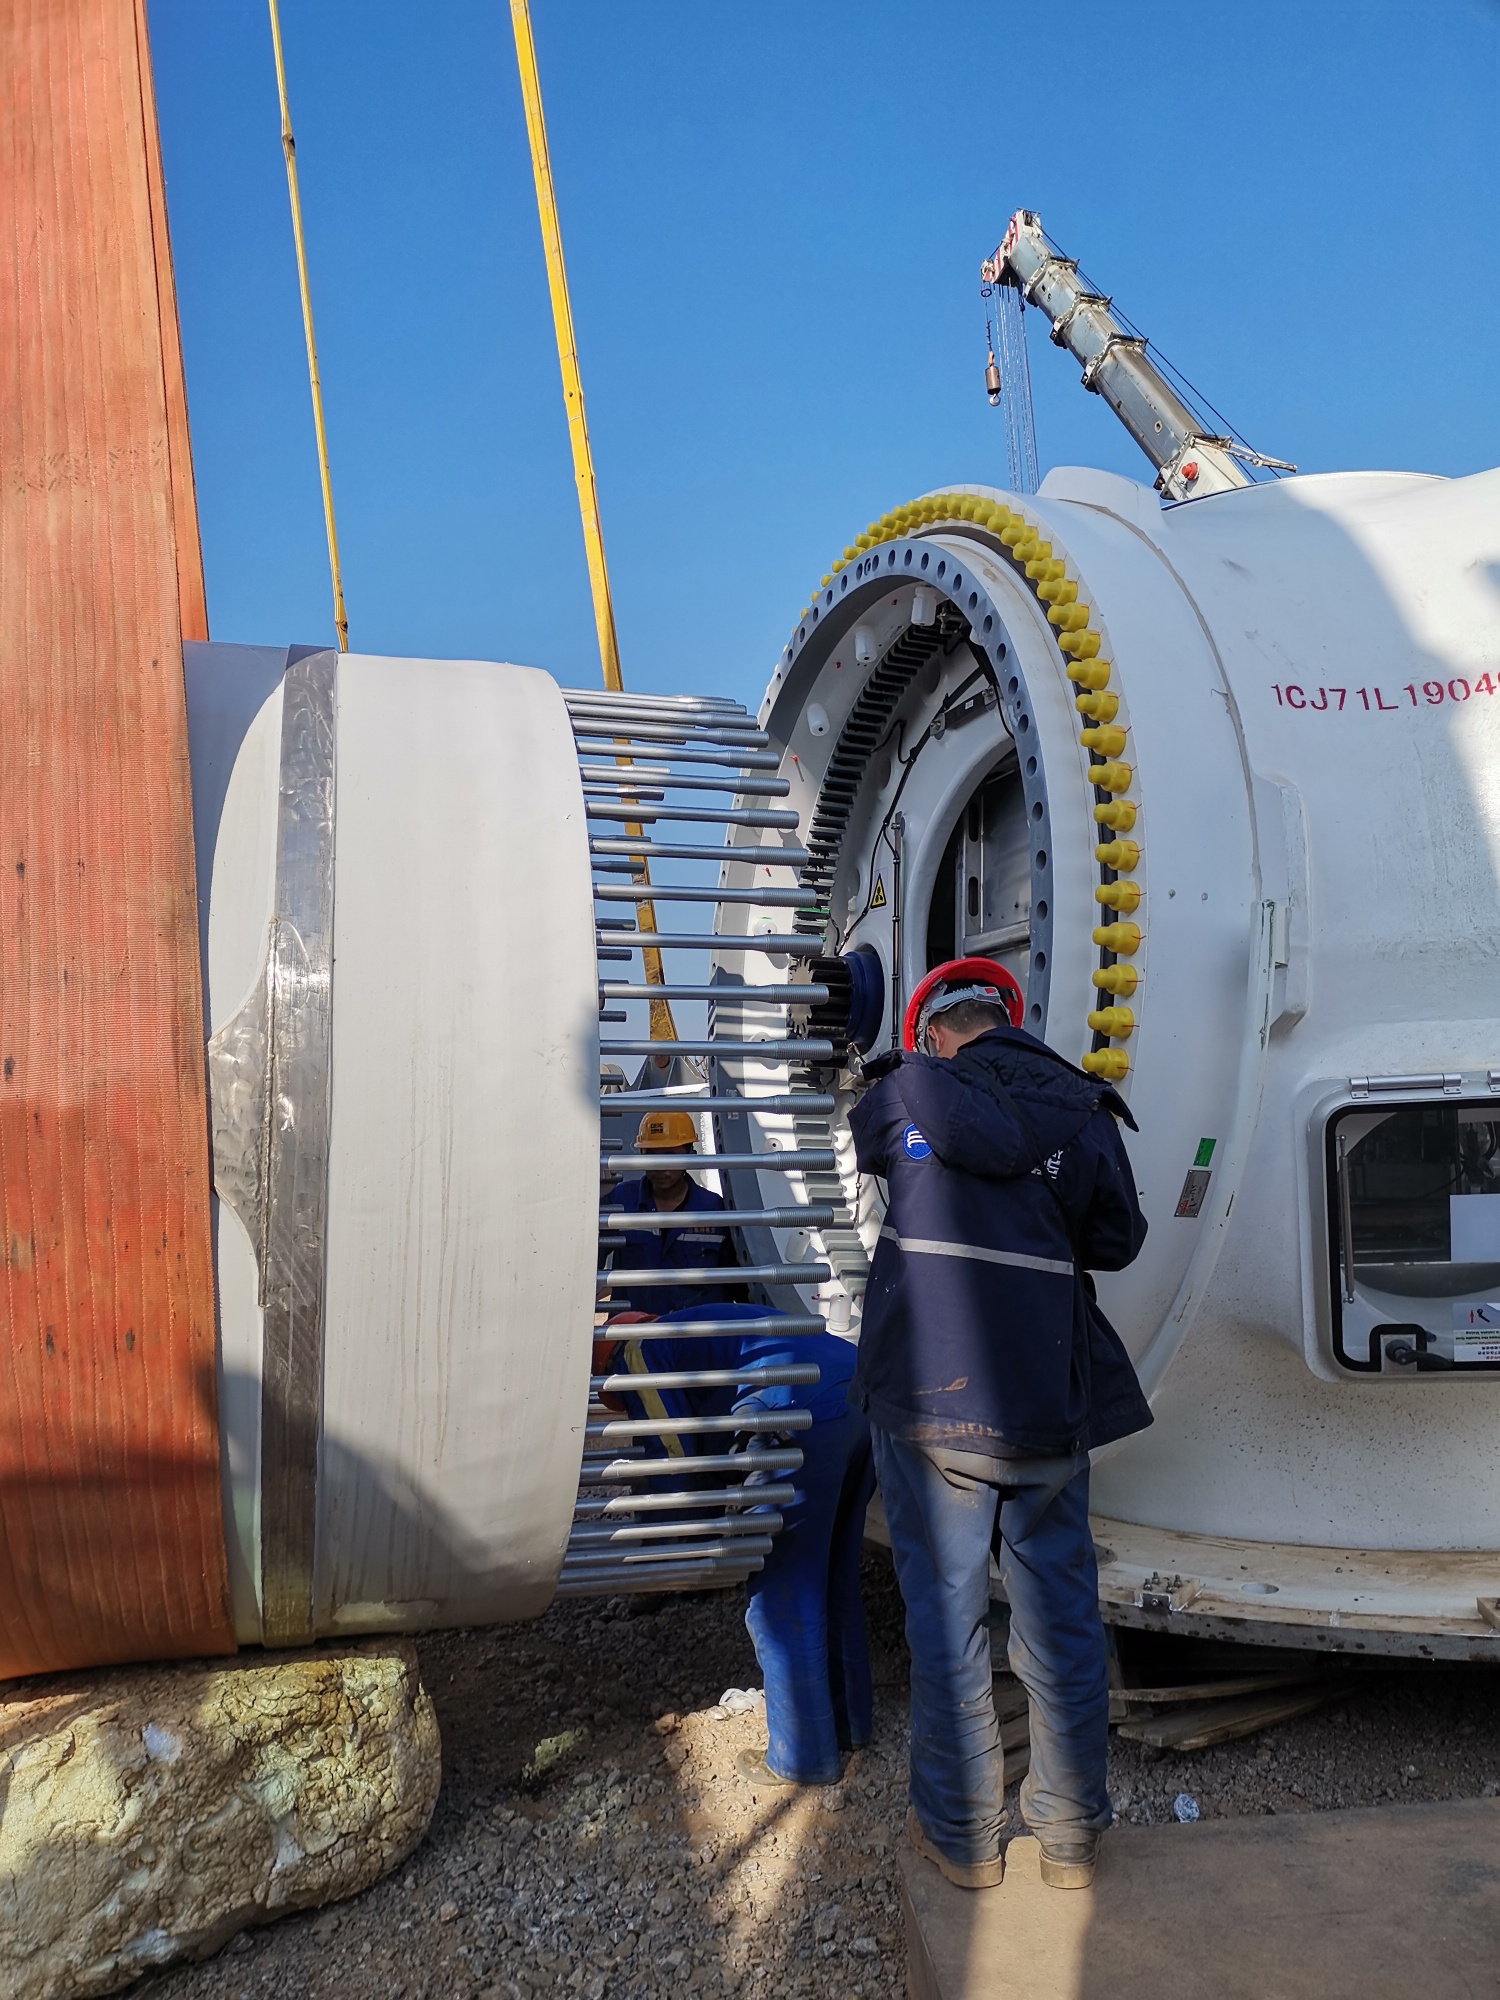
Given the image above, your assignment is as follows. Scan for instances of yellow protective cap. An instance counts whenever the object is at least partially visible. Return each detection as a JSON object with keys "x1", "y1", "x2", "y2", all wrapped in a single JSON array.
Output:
[
  {"x1": 1076, "y1": 692, "x2": 1120, "y2": 722},
  {"x1": 1093, "y1": 921, "x2": 1142, "y2": 954},
  {"x1": 1086, "y1": 1005, "x2": 1135, "y2": 1038},
  {"x1": 1059, "y1": 630, "x2": 1101, "y2": 659},
  {"x1": 1095, "y1": 880, "x2": 1142, "y2": 914},
  {"x1": 1092, "y1": 964, "x2": 1138, "y2": 996},
  {"x1": 635, "y1": 1110, "x2": 698, "y2": 1152},
  {"x1": 1093, "y1": 798, "x2": 1137, "y2": 830},
  {"x1": 1092, "y1": 761, "x2": 1133, "y2": 793},
  {"x1": 1081, "y1": 1048, "x2": 1129, "y2": 1082},
  {"x1": 1095, "y1": 838, "x2": 1140, "y2": 869},
  {"x1": 1049, "y1": 603, "x2": 1091, "y2": 632},
  {"x1": 1068, "y1": 660, "x2": 1112, "y2": 691},
  {"x1": 1080, "y1": 724, "x2": 1128, "y2": 756}
]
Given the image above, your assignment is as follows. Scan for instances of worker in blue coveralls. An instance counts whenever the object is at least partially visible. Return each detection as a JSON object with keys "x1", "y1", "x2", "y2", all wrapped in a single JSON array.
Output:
[
  {"x1": 850, "y1": 957, "x2": 1149, "y2": 1894},
  {"x1": 601, "y1": 1110, "x2": 744, "y2": 1316},
  {"x1": 596, "y1": 1301, "x2": 876, "y2": 1787}
]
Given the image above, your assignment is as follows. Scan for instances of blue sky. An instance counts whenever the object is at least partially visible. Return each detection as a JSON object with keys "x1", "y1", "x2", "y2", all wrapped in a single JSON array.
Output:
[{"x1": 152, "y1": 1, "x2": 1499, "y2": 711}]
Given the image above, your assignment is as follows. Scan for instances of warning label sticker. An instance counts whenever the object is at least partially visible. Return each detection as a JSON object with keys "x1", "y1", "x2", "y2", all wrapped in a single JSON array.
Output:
[
  {"x1": 870, "y1": 875, "x2": 887, "y2": 909},
  {"x1": 1453, "y1": 1303, "x2": 1500, "y2": 1360},
  {"x1": 1175, "y1": 1168, "x2": 1212, "y2": 1219}
]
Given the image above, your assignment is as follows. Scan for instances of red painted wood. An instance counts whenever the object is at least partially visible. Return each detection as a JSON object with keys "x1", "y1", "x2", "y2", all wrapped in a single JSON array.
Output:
[{"x1": 0, "y1": 0, "x2": 234, "y2": 1677}]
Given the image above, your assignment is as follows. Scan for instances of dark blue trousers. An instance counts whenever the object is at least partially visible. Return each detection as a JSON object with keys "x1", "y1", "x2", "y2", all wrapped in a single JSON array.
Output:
[
  {"x1": 872, "y1": 1426, "x2": 1112, "y2": 1865},
  {"x1": 744, "y1": 1406, "x2": 876, "y2": 1783}
]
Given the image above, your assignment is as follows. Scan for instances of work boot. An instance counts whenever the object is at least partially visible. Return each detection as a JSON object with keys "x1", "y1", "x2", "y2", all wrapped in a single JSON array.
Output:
[
  {"x1": 1036, "y1": 1827, "x2": 1101, "y2": 1889},
  {"x1": 733, "y1": 1747, "x2": 800, "y2": 1788},
  {"x1": 906, "y1": 1808, "x2": 1004, "y2": 1891}
]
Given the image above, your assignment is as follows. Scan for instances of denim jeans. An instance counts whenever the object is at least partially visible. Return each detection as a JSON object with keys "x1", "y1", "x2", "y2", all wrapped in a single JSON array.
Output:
[
  {"x1": 871, "y1": 1425, "x2": 1112, "y2": 1866},
  {"x1": 744, "y1": 1406, "x2": 876, "y2": 1783}
]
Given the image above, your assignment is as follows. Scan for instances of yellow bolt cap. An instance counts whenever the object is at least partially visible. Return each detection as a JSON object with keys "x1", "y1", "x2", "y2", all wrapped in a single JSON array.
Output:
[
  {"x1": 1087, "y1": 1006, "x2": 1135, "y2": 1038},
  {"x1": 1093, "y1": 921, "x2": 1142, "y2": 954},
  {"x1": 1093, "y1": 798, "x2": 1137, "y2": 830},
  {"x1": 1095, "y1": 838, "x2": 1140, "y2": 869},
  {"x1": 1081, "y1": 1048, "x2": 1130, "y2": 1081},
  {"x1": 1093, "y1": 761, "x2": 1133, "y2": 793},
  {"x1": 1059, "y1": 630, "x2": 1102, "y2": 659},
  {"x1": 1095, "y1": 880, "x2": 1142, "y2": 914},
  {"x1": 1076, "y1": 692, "x2": 1120, "y2": 722},
  {"x1": 1067, "y1": 660, "x2": 1111, "y2": 691},
  {"x1": 1049, "y1": 604, "x2": 1090, "y2": 631},
  {"x1": 1092, "y1": 964, "x2": 1139, "y2": 996},
  {"x1": 1080, "y1": 725, "x2": 1128, "y2": 756}
]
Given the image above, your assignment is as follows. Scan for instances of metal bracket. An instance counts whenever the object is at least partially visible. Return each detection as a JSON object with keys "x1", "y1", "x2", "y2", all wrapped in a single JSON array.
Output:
[{"x1": 1136, "y1": 1571, "x2": 1202, "y2": 1615}]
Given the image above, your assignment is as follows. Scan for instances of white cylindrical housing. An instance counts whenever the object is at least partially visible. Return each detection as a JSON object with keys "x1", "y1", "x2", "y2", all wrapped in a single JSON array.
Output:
[{"x1": 188, "y1": 649, "x2": 598, "y2": 1641}]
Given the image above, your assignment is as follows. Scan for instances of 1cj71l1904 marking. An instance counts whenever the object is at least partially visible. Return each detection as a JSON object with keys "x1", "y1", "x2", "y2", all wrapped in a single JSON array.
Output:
[{"x1": 1273, "y1": 677, "x2": 1499, "y2": 712}]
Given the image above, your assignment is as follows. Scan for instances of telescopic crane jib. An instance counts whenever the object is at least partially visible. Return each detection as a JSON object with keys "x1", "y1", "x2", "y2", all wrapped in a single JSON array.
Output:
[{"x1": 983, "y1": 209, "x2": 1293, "y2": 502}]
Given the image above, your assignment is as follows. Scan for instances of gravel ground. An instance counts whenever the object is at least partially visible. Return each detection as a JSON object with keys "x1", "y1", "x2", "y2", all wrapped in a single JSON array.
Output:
[{"x1": 141, "y1": 1552, "x2": 1500, "y2": 2000}]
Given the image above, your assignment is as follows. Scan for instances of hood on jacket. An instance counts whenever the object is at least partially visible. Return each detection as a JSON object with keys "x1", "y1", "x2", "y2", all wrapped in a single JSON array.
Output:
[{"x1": 880, "y1": 1024, "x2": 1134, "y2": 1184}]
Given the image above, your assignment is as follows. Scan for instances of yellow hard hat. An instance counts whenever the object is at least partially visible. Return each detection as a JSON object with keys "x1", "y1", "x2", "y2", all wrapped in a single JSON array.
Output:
[{"x1": 635, "y1": 1109, "x2": 697, "y2": 1153}]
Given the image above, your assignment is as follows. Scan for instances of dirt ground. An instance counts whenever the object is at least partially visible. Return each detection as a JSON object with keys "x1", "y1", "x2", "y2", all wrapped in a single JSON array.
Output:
[{"x1": 141, "y1": 1553, "x2": 1500, "y2": 2000}]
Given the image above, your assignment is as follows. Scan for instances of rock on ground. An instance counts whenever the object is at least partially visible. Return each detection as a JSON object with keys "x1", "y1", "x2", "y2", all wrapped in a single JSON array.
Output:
[{"x1": 0, "y1": 1640, "x2": 439, "y2": 2000}]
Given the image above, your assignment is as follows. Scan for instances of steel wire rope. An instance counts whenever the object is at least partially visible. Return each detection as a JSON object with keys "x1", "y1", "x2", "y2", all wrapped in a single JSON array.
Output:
[
  {"x1": 511, "y1": 0, "x2": 679, "y2": 1040},
  {"x1": 266, "y1": 0, "x2": 349, "y2": 648}
]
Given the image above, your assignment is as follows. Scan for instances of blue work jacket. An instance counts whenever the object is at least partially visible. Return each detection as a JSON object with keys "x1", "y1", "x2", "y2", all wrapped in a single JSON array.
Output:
[
  {"x1": 849, "y1": 1025, "x2": 1150, "y2": 1457},
  {"x1": 602, "y1": 1302, "x2": 857, "y2": 1459},
  {"x1": 601, "y1": 1177, "x2": 743, "y2": 1317}
]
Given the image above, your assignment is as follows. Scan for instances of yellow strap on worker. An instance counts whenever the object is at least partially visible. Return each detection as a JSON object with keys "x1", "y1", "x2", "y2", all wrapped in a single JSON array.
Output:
[
  {"x1": 623, "y1": 1338, "x2": 685, "y2": 1460},
  {"x1": 267, "y1": 0, "x2": 349, "y2": 652},
  {"x1": 509, "y1": 0, "x2": 678, "y2": 1042}
]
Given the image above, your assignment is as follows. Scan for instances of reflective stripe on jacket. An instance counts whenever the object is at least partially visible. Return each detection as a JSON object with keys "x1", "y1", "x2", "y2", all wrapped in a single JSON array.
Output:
[
  {"x1": 849, "y1": 1024, "x2": 1150, "y2": 1456},
  {"x1": 601, "y1": 1177, "x2": 742, "y2": 1316}
]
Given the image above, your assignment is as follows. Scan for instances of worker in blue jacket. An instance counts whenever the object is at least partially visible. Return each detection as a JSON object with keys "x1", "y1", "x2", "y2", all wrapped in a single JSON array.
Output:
[
  {"x1": 850, "y1": 958, "x2": 1149, "y2": 1894},
  {"x1": 601, "y1": 1110, "x2": 744, "y2": 1316},
  {"x1": 597, "y1": 1301, "x2": 875, "y2": 1786}
]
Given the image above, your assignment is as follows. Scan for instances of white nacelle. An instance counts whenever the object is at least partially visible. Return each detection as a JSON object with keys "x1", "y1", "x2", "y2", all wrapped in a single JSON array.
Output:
[{"x1": 728, "y1": 463, "x2": 1500, "y2": 1658}]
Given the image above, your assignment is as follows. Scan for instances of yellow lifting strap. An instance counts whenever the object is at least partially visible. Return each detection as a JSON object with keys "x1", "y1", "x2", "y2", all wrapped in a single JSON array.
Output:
[
  {"x1": 509, "y1": 0, "x2": 678, "y2": 1043},
  {"x1": 267, "y1": 0, "x2": 349, "y2": 652},
  {"x1": 623, "y1": 1339, "x2": 686, "y2": 1460}
]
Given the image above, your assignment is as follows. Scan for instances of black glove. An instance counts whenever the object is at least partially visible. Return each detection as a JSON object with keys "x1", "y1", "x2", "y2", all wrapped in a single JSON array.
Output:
[{"x1": 854, "y1": 1048, "x2": 904, "y2": 1084}]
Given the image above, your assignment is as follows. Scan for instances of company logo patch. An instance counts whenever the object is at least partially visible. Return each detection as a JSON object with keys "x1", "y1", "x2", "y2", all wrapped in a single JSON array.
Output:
[{"x1": 902, "y1": 1124, "x2": 932, "y2": 1161}]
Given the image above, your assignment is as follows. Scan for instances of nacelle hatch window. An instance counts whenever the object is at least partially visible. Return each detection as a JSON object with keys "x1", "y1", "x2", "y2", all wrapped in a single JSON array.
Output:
[{"x1": 1327, "y1": 1099, "x2": 1500, "y2": 1373}]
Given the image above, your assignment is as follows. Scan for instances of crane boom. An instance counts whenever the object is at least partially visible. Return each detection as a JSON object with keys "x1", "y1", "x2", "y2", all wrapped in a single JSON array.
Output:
[{"x1": 986, "y1": 211, "x2": 1261, "y2": 503}]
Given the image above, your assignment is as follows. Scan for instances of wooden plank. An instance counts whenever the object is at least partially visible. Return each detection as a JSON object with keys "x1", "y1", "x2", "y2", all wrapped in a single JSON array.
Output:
[
  {"x1": 0, "y1": 0, "x2": 232, "y2": 1677},
  {"x1": 1116, "y1": 1672, "x2": 1314, "y2": 1707},
  {"x1": 902, "y1": 1797, "x2": 1500, "y2": 2000},
  {"x1": 992, "y1": 1675, "x2": 1029, "y2": 1725},
  {"x1": 1116, "y1": 1680, "x2": 1350, "y2": 1751}
]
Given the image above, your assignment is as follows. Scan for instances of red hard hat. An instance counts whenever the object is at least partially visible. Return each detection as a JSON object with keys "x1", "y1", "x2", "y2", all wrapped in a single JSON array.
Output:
[{"x1": 903, "y1": 957, "x2": 1025, "y2": 1051}]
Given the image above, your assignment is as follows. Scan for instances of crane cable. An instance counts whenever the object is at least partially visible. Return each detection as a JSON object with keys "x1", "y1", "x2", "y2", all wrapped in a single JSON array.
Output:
[
  {"x1": 509, "y1": 0, "x2": 678, "y2": 1045},
  {"x1": 267, "y1": 0, "x2": 349, "y2": 651}
]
